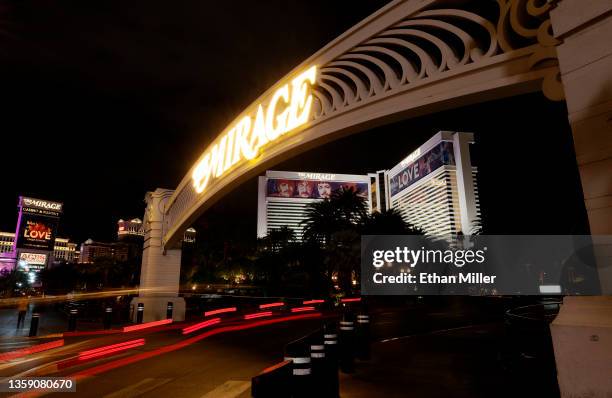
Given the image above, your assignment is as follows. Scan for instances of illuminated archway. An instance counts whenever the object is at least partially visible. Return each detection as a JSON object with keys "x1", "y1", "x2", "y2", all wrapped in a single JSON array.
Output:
[
  {"x1": 130, "y1": 3, "x2": 612, "y2": 394},
  {"x1": 161, "y1": 0, "x2": 564, "y2": 248}
]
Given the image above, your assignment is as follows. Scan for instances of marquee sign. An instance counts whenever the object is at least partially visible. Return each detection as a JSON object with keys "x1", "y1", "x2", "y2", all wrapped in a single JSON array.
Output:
[
  {"x1": 19, "y1": 196, "x2": 63, "y2": 218},
  {"x1": 192, "y1": 66, "x2": 317, "y2": 194}
]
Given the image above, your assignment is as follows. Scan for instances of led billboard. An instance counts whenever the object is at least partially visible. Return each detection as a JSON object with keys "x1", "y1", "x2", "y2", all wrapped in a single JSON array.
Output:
[
  {"x1": 17, "y1": 215, "x2": 57, "y2": 251},
  {"x1": 266, "y1": 178, "x2": 368, "y2": 199},
  {"x1": 15, "y1": 196, "x2": 62, "y2": 251},
  {"x1": 389, "y1": 141, "x2": 455, "y2": 197},
  {"x1": 19, "y1": 252, "x2": 48, "y2": 265}
]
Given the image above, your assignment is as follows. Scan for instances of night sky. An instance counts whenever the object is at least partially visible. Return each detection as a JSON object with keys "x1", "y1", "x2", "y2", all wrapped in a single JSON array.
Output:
[{"x1": 0, "y1": 0, "x2": 589, "y2": 244}]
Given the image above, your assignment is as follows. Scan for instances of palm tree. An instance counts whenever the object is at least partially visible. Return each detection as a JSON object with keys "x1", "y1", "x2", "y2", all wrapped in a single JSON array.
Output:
[
  {"x1": 302, "y1": 199, "x2": 341, "y2": 243},
  {"x1": 301, "y1": 187, "x2": 369, "y2": 293},
  {"x1": 261, "y1": 226, "x2": 295, "y2": 252},
  {"x1": 361, "y1": 208, "x2": 425, "y2": 235},
  {"x1": 302, "y1": 187, "x2": 366, "y2": 244},
  {"x1": 332, "y1": 186, "x2": 368, "y2": 225}
]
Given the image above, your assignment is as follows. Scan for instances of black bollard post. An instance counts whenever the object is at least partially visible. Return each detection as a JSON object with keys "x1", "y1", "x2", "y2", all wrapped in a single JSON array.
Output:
[
  {"x1": 166, "y1": 302, "x2": 173, "y2": 320},
  {"x1": 68, "y1": 308, "x2": 77, "y2": 332},
  {"x1": 309, "y1": 331, "x2": 326, "y2": 394},
  {"x1": 355, "y1": 313, "x2": 371, "y2": 360},
  {"x1": 338, "y1": 312, "x2": 355, "y2": 373},
  {"x1": 136, "y1": 303, "x2": 144, "y2": 324},
  {"x1": 284, "y1": 338, "x2": 312, "y2": 398},
  {"x1": 324, "y1": 322, "x2": 339, "y2": 363},
  {"x1": 29, "y1": 313, "x2": 40, "y2": 337},
  {"x1": 323, "y1": 323, "x2": 340, "y2": 398},
  {"x1": 103, "y1": 307, "x2": 113, "y2": 330}
]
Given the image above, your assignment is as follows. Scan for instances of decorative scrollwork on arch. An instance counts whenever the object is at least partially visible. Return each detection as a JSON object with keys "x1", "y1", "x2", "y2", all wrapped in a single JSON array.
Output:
[{"x1": 311, "y1": 0, "x2": 563, "y2": 123}]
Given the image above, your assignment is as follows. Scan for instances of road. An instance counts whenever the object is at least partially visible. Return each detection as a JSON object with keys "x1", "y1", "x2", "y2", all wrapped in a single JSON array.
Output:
[
  {"x1": 0, "y1": 311, "x2": 331, "y2": 398},
  {"x1": 0, "y1": 297, "x2": 558, "y2": 398}
]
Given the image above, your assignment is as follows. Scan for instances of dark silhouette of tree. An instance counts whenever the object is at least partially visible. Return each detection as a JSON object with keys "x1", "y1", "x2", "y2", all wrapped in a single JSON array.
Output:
[
  {"x1": 361, "y1": 208, "x2": 425, "y2": 235},
  {"x1": 182, "y1": 186, "x2": 428, "y2": 297},
  {"x1": 41, "y1": 264, "x2": 79, "y2": 293},
  {"x1": 258, "y1": 226, "x2": 295, "y2": 252},
  {"x1": 0, "y1": 269, "x2": 29, "y2": 297},
  {"x1": 301, "y1": 187, "x2": 368, "y2": 294},
  {"x1": 302, "y1": 187, "x2": 366, "y2": 243}
]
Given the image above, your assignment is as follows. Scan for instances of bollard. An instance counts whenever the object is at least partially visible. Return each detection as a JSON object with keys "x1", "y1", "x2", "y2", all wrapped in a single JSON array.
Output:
[
  {"x1": 324, "y1": 322, "x2": 339, "y2": 362},
  {"x1": 309, "y1": 331, "x2": 326, "y2": 391},
  {"x1": 355, "y1": 313, "x2": 371, "y2": 360},
  {"x1": 68, "y1": 308, "x2": 77, "y2": 332},
  {"x1": 284, "y1": 338, "x2": 312, "y2": 398},
  {"x1": 136, "y1": 303, "x2": 144, "y2": 324},
  {"x1": 323, "y1": 323, "x2": 340, "y2": 397},
  {"x1": 338, "y1": 312, "x2": 355, "y2": 373},
  {"x1": 166, "y1": 302, "x2": 173, "y2": 319},
  {"x1": 29, "y1": 313, "x2": 40, "y2": 337},
  {"x1": 103, "y1": 307, "x2": 113, "y2": 330}
]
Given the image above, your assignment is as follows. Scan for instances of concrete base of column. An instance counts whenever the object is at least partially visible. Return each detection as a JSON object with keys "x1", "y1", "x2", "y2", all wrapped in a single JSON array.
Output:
[
  {"x1": 130, "y1": 296, "x2": 186, "y2": 323},
  {"x1": 550, "y1": 296, "x2": 612, "y2": 397}
]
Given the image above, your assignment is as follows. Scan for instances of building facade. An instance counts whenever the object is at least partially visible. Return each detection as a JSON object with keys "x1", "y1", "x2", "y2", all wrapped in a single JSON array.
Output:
[
  {"x1": 79, "y1": 239, "x2": 130, "y2": 264},
  {"x1": 0, "y1": 232, "x2": 14, "y2": 254},
  {"x1": 382, "y1": 131, "x2": 480, "y2": 237},
  {"x1": 257, "y1": 170, "x2": 371, "y2": 240},
  {"x1": 0, "y1": 232, "x2": 79, "y2": 264},
  {"x1": 52, "y1": 238, "x2": 79, "y2": 263},
  {"x1": 257, "y1": 131, "x2": 480, "y2": 240},
  {"x1": 117, "y1": 218, "x2": 144, "y2": 239},
  {"x1": 183, "y1": 227, "x2": 196, "y2": 243}
]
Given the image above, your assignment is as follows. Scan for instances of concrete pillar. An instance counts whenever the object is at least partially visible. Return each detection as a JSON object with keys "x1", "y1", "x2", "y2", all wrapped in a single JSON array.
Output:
[
  {"x1": 549, "y1": 2, "x2": 612, "y2": 397},
  {"x1": 551, "y1": 0, "x2": 612, "y2": 292},
  {"x1": 131, "y1": 189, "x2": 185, "y2": 323}
]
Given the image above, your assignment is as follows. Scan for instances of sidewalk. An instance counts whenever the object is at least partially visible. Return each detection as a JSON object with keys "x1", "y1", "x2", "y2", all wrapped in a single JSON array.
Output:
[
  {"x1": 0, "y1": 307, "x2": 66, "y2": 339},
  {"x1": 339, "y1": 322, "x2": 560, "y2": 398}
]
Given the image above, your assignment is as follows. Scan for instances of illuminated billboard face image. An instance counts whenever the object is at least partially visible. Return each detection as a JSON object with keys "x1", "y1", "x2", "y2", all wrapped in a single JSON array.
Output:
[
  {"x1": 389, "y1": 141, "x2": 455, "y2": 197},
  {"x1": 17, "y1": 215, "x2": 57, "y2": 251},
  {"x1": 267, "y1": 178, "x2": 368, "y2": 199}
]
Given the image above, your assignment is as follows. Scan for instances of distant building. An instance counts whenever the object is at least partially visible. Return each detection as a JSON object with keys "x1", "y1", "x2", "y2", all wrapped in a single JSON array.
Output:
[
  {"x1": 117, "y1": 218, "x2": 145, "y2": 261},
  {"x1": 383, "y1": 131, "x2": 481, "y2": 236},
  {"x1": 0, "y1": 232, "x2": 14, "y2": 254},
  {"x1": 0, "y1": 232, "x2": 78, "y2": 263},
  {"x1": 184, "y1": 227, "x2": 196, "y2": 243},
  {"x1": 117, "y1": 218, "x2": 144, "y2": 240},
  {"x1": 79, "y1": 239, "x2": 129, "y2": 264},
  {"x1": 257, "y1": 131, "x2": 481, "y2": 240},
  {"x1": 257, "y1": 170, "x2": 371, "y2": 240},
  {"x1": 52, "y1": 238, "x2": 79, "y2": 263}
]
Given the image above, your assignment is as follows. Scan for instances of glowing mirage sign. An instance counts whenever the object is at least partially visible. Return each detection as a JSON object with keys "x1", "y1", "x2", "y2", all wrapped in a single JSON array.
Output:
[{"x1": 192, "y1": 66, "x2": 317, "y2": 194}]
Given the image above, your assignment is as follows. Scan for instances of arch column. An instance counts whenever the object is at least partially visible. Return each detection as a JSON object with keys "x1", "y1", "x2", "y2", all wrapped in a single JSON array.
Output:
[
  {"x1": 550, "y1": 2, "x2": 612, "y2": 397},
  {"x1": 131, "y1": 188, "x2": 185, "y2": 322}
]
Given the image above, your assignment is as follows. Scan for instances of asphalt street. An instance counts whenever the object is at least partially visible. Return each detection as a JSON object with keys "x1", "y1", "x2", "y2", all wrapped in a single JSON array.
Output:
[{"x1": 0, "y1": 298, "x2": 558, "y2": 398}]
